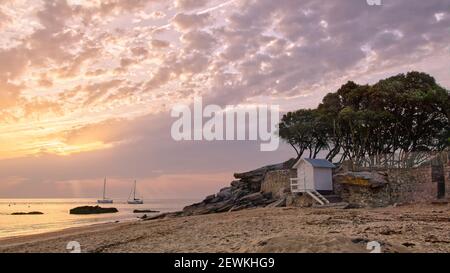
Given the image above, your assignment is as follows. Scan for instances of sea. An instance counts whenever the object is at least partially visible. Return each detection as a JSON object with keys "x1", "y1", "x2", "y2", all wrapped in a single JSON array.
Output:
[{"x1": 0, "y1": 198, "x2": 199, "y2": 239}]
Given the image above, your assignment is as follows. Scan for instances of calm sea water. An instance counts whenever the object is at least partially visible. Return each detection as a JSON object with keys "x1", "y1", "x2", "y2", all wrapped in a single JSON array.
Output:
[{"x1": 0, "y1": 198, "x2": 198, "y2": 239}]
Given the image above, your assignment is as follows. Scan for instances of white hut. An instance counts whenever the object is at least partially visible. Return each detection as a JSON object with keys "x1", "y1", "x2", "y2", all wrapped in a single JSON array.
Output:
[{"x1": 290, "y1": 158, "x2": 335, "y2": 204}]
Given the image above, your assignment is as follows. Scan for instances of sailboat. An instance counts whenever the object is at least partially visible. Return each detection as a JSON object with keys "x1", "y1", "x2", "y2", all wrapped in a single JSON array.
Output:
[
  {"x1": 97, "y1": 178, "x2": 113, "y2": 204},
  {"x1": 127, "y1": 180, "x2": 144, "y2": 204}
]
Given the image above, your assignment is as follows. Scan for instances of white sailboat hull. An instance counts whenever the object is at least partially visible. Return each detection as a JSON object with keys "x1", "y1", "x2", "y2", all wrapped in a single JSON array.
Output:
[
  {"x1": 97, "y1": 199, "x2": 114, "y2": 204},
  {"x1": 127, "y1": 199, "x2": 143, "y2": 204}
]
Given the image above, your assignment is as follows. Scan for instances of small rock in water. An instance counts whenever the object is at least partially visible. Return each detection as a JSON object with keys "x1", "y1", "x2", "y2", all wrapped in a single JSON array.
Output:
[
  {"x1": 11, "y1": 211, "x2": 44, "y2": 215},
  {"x1": 69, "y1": 206, "x2": 118, "y2": 215}
]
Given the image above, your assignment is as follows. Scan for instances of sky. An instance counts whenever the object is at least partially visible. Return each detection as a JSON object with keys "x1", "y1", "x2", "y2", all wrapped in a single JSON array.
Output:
[{"x1": 0, "y1": 0, "x2": 449, "y2": 198}]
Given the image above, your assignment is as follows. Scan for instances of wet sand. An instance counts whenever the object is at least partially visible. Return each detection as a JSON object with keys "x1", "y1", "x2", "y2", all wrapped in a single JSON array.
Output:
[{"x1": 0, "y1": 204, "x2": 448, "y2": 253}]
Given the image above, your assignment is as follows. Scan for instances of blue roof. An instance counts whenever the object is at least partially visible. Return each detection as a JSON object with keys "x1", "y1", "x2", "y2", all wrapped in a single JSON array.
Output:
[{"x1": 303, "y1": 158, "x2": 335, "y2": 168}]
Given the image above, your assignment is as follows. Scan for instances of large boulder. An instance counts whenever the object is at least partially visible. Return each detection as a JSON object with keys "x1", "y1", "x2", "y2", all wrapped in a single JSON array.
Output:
[
  {"x1": 333, "y1": 170, "x2": 391, "y2": 207},
  {"x1": 333, "y1": 171, "x2": 388, "y2": 188},
  {"x1": 69, "y1": 206, "x2": 118, "y2": 215}
]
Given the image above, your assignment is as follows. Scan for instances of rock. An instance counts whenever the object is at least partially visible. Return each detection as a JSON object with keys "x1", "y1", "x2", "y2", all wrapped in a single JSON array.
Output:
[
  {"x1": 143, "y1": 213, "x2": 167, "y2": 220},
  {"x1": 234, "y1": 168, "x2": 266, "y2": 180},
  {"x1": 262, "y1": 192, "x2": 272, "y2": 199},
  {"x1": 69, "y1": 206, "x2": 118, "y2": 215},
  {"x1": 198, "y1": 201, "x2": 234, "y2": 215},
  {"x1": 231, "y1": 189, "x2": 250, "y2": 200},
  {"x1": 234, "y1": 159, "x2": 296, "y2": 180},
  {"x1": 343, "y1": 203, "x2": 363, "y2": 209},
  {"x1": 230, "y1": 180, "x2": 240, "y2": 187},
  {"x1": 238, "y1": 192, "x2": 265, "y2": 203},
  {"x1": 182, "y1": 201, "x2": 210, "y2": 215},
  {"x1": 203, "y1": 194, "x2": 216, "y2": 204},
  {"x1": 286, "y1": 193, "x2": 314, "y2": 207},
  {"x1": 333, "y1": 169, "x2": 391, "y2": 207},
  {"x1": 334, "y1": 171, "x2": 388, "y2": 189},
  {"x1": 266, "y1": 198, "x2": 286, "y2": 208},
  {"x1": 217, "y1": 187, "x2": 232, "y2": 200},
  {"x1": 133, "y1": 209, "x2": 160, "y2": 213},
  {"x1": 210, "y1": 195, "x2": 224, "y2": 203},
  {"x1": 351, "y1": 238, "x2": 369, "y2": 244},
  {"x1": 143, "y1": 212, "x2": 183, "y2": 221},
  {"x1": 229, "y1": 204, "x2": 250, "y2": 212},
  {"x1": 380, "y1": 227, "x2": 402, "y2": 235},
  {"x1": 11, "y1": 211, "x2": 44, "y2": 215}
]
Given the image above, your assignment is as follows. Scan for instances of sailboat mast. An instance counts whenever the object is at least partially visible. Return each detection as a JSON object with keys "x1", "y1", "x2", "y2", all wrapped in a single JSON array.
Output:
[
  {"x1": 103, "y1": 178, "x2": 106, "y2": 200},
  {"x1": 133, "y1": 180, "x2": 136, "y2": 200}
]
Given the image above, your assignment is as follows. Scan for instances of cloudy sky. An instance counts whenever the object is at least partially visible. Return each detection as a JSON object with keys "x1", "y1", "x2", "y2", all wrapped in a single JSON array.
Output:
[{"x1": 0, "y1": 0, "x2": 449, "y2": 198}]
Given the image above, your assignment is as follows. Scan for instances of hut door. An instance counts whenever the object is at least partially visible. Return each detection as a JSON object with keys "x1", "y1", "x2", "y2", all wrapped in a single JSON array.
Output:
[
  {"x1": 305, "y1": 166, "x2": 314, "y2": 190},
  {"x1": 437, "y1": 181, "x2": 445, "y2": 199},
  {"x1": 432, "y1": 163, "x2": 445, "y2": 199},
  {"x1": 297, "y1": 165, "x2": 306, "y2": 191}
]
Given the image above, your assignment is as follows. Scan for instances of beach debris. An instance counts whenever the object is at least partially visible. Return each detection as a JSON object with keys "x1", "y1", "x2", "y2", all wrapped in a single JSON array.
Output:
[
  {"x1": 69, "y1": 206, "x2": 118, "y2": 215},
  {"x1": 11, "y1": 211, "x2": 44, "y2": 215}
]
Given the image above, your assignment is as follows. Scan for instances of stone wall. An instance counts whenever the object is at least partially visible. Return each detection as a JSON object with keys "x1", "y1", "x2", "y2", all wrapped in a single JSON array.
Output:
[
  {"x1": 261, "y1": 169, "x2": 297, "y2": 198},
  {"x1": 444, "y1": 152, "x2": 450, "y2": 199},
  {"x1": 386, "y1": 167, "x2": 435, "y2": 204},
  {"x1": 334, "y1": 163, "x2": 443, "y2": 207}
]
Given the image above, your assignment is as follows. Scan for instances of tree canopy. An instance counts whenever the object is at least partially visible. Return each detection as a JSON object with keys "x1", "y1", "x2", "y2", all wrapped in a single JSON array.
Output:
[{"x1": 279, "y1": 72, "x2": 450, "y2": 167}]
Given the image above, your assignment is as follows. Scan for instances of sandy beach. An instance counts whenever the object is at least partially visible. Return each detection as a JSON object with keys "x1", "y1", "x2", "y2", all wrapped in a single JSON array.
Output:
[{"x1": 0, "y1": 204, "x2": 448, "y2": 253}]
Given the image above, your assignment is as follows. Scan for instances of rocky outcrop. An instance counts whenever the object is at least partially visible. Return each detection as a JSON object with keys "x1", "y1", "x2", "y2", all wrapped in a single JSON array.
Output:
[
  {"x1": 69, "y1": 206, "x2": 118, "y2": 215},
  {"x1": 154, "y1": 159, "x2": 296, "y2": 218}
]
